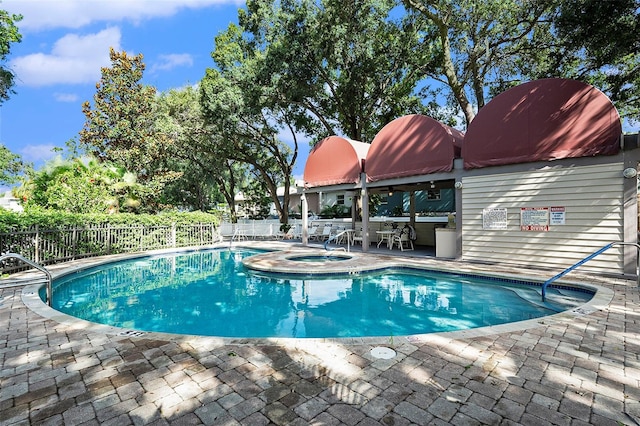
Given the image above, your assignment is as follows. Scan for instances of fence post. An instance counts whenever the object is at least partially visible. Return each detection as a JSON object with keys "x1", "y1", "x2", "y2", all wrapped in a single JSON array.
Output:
[
  {"x1": 34, "y1": 224, "x2": 40, "y2": 263},
  {"x1": 72, "y1": 226, "x2": 78, "y2": 260},
  {"x1": 107, "y1": 224, "x2": 111, "y2": 254}
]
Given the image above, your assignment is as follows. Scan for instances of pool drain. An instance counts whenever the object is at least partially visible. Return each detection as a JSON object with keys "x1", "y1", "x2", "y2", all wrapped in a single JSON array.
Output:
[{"x1": 371, "y1": 346, "x2": 396, "y2": 359}]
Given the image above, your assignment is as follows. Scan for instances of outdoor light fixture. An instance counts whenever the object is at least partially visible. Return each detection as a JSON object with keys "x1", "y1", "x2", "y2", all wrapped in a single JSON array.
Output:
[
  {"x1": 454, "y1": 181, "x2": 463, "y2": 189},
  {"x1": 623, "y1": 167, "x2": 638, "y2": 179},
  {"x1": 388, "y1": 186, "x2": 394, "y2": 196},
  {"x1": 430, "y1": 181, "x2": 435, "y2": 189}
]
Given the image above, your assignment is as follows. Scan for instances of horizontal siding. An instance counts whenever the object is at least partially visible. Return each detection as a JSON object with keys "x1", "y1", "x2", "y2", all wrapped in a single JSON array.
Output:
[{"x1": 461, "y1": 163, "x2": 625, "y2": 274}]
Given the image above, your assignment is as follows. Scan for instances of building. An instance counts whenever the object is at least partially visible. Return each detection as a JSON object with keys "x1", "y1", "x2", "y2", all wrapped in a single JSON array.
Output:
[{"x1": 300, "y1": 78, "x2": 638, "y2": 277}]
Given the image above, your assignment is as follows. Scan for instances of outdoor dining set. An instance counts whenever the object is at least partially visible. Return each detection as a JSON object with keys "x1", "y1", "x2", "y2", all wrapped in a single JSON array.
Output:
[{"x1": 307, "y1": 222, "x2": 415, "y2": 251}]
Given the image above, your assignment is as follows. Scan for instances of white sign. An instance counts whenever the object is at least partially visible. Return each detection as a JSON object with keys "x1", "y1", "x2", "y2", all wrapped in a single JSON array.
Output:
[
  {"x1": 520, "y1": 207, "x2": 549, "y2": 231},
  {"x1": 550, "y1": 206, "x2": 566, "y2": 225},
  {"x1": 483, "y1": 208, "x2": 508, "y2": 230}
]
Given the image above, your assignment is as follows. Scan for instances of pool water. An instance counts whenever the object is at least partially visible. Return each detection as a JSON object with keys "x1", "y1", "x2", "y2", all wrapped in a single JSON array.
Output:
[{"x1": 48, "y1": 248, "x2": 593, "y2": 338}]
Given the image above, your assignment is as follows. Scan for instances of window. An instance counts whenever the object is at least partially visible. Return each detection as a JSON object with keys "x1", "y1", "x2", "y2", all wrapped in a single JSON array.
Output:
[
  {"x1": 427, "y1": 190, "x2": 441, "y2": 200},
  {"x1": 337, "y1": 194, "x2": 345, "y2": 205}
]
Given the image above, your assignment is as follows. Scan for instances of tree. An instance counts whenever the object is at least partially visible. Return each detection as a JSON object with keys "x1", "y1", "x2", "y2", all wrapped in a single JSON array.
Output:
[
  {"x1": 201, "y1": 0, "x2": 443, "y2": 224},
  {"x1": 155, "y1": 86, "x2": 246, "y2": 217},
  {"x1": 17, "y1": 156, "x2": 143, "y2": 214},
  {"x1": 0, "y1": 7, "x2": 22, "y2": 104},
  {"x1": 237, "y1": 0, "x2": 436, "y2": 142},
  {"x1": 547, "y1": 0, "x2": 640, "y2": 121},
  {"x1": 403, "y1": 0, "x2": 556, "y2": 126},
  {"x1": 80, "y1": 48, "x2": 181, "y2": 212},
  {"x1": 201, "y1": 40, "x2": 299, "y2": 224},
  {"x1": 0, "y1": 144, "x2": 27, "y2": 185}
]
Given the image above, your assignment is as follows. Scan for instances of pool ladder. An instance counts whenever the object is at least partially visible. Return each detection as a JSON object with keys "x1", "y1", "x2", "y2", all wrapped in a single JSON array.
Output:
[
  {"x1": 0, "y1": 253, "x2": 52, "y2": 306},
  {"x1": 324, "y1": 230, "x2": 352, "y2": 252},
  {"x1": 541, "y1": 241, "x2": 640, "y2": 301}
]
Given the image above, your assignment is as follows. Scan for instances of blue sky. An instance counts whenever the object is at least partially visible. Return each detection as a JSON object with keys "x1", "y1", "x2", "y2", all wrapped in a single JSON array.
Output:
[{"x1": 1, "y1": 0, "x2": 310, "y2": 180}]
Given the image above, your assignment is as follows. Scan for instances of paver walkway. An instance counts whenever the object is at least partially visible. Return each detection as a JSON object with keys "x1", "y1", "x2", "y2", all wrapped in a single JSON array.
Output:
[{"x1": 1, "y1": 247, "x2": 639, "y2": 425}]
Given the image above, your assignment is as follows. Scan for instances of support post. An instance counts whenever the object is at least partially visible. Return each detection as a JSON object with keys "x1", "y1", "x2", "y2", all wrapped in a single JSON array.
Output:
[
  {"x1": 301, "y1": 193, "x2": 309, "y2": 245},
  {"x1": 360, "y1": 173, "x2": 369, "y2": 251}
]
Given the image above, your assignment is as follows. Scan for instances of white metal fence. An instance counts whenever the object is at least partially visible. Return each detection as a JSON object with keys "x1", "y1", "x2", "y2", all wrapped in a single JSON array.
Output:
[
  {"x1": 218, "y1": 219, "x2": 304, "y2": 239},
  {"x1": 0, "y1": 223, "x2": 220, "y2": 274},
  {"x1": 0, "y1": 219, "x2": 312, "y2": 275}
]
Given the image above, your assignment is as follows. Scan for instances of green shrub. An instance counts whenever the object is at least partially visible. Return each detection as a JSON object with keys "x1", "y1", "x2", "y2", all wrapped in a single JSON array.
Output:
[{"x1": 0, "y1": 209, "x2": 221, "y2": 232}]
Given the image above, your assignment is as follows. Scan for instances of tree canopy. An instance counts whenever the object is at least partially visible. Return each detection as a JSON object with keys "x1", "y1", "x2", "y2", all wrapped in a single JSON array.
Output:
[
  {"x1": 232, "y1": 0, "x2": 437, "y2": 142},
  {"x1": 79, "y1": 48, "x2": 181, "y2": 212},
  {"x1": 0, "y1": 144, "x2": 27, "y2": 186},
  {"x1": 17, "y1": 156, "x2": 143, "y2": 214},
  {"x1": 19, "y1": 0, "x2": 640, "y2": 219},
  {"x1": 548, "y1": 0, "x2": 640, "y2": 121},
  {"x1": 0, "y1": 7, "x2": 21, "y2": 104}
]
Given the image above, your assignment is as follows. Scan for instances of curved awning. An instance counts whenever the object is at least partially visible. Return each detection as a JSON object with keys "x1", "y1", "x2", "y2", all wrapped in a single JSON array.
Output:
[
  {"x1": 366, "y1": 114, "x2": 463, "y2": 182},
  {"x1": 303, "y1": 136, "x2": 370, "y2": 188},
  {"x1": 463, "y1": 78, "x2": 622, "y2": 169}
]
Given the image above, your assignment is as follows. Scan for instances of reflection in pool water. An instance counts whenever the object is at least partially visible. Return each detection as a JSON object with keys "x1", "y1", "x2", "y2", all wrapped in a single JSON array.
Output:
[{"x1": 48, "y1": 248, "x2": 593, "y2": 338}]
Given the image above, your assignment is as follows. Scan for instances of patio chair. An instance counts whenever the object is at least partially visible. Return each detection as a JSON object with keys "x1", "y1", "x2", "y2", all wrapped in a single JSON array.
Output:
[
  {"x1": 308, "y1": 226, "x2": 320, "y2": 240},
  {"x1": 332, "y1": 225, "x2": 346, "y2": 244},
  {"x1": 352, "y1": 228, "x2": 364, "y2": 245},
  {"x1": 277, "y1": 224, "x2": 298, "y2": 240},
  {"x1": 391, "y1": 225, "x2": 414, "y2": 251},
  {"x1": 317, "y1": 224, "x2": 333, "y2": 241},
  {"x1": 289, "y1": 224, "x2": 301, "y2": 239}
]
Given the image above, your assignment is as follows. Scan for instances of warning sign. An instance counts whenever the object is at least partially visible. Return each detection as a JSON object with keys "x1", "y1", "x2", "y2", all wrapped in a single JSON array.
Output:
[
  {"x1": 520, "y1": 207, "x2": 549, "y2": 231},
  {"x1": 550, "y1": 206, "x2": 565, "y2": 225}
]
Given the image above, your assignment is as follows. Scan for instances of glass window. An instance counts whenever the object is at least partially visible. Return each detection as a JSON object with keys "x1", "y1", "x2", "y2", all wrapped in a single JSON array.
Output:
[{"x1": 427, "y1": 190, "x2": 441, "y2": 200}]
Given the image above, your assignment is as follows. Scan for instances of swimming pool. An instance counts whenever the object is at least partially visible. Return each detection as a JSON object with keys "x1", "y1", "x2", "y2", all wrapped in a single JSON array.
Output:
[{"x1": 47, "y1": 248, "x2": 594, "y2": 338}]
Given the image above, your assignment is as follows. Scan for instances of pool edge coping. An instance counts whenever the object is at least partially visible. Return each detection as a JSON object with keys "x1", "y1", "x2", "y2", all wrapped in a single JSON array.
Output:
[{"x1": 20, "y1": 243, "x2": 616, "y2": 347}]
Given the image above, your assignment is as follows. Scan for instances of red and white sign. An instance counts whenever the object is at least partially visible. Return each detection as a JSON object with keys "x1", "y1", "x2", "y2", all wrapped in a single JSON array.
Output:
[{"x1": 520, "y1": 207, "x2": 549, "y2": 231}]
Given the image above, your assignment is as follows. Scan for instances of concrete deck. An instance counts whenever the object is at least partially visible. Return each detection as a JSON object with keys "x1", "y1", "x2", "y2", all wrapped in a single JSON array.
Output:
[{"x1": 1, "y1": 242, "x2": 639, "y2": 425}]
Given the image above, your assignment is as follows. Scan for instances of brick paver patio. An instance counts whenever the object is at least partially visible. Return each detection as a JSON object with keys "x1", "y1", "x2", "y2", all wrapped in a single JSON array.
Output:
[{"x1": 1, "y1": 245, "x2": 639, "y2": 425}]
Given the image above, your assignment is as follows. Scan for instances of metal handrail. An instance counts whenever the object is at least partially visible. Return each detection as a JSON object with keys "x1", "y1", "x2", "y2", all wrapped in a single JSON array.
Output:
[
  {"x1": 324, "y1": 230, "x2": 352, "y2": 252},
  {"x1": 541, "y1": 242, "x2": 640, "y2": 301},
  {"x1": 0, "y1": 253, "x2": 52, "y2": 306}
]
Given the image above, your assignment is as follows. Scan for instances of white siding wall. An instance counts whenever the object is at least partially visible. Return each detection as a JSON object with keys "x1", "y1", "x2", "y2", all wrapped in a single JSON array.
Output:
[{"x1": 461, "y1": 163, "x2": 625, "y2": 274}]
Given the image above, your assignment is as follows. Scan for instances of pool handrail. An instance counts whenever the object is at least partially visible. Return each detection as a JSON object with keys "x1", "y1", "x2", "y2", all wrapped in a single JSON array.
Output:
[
  {"x1": 324, "y1": 230, "x2": 352, "y2": 252},
  {"x1": 0, "y1": 253, "x2": 52, "y2": 306},
  {"x1": 541, "y1": 241, "x2": 640, "y2": 301}
]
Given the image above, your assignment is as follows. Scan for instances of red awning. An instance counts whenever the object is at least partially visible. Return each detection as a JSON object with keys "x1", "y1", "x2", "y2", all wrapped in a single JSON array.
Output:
[
  {"x1": 365, "y1": 114, "x2": 463, "y2": 182},
  {"x1": 303, "y1": 136, "x2": 370, "y2": 188},
  {"x1": 463, "y1": 78, "x2": 622, "y2": 169}
]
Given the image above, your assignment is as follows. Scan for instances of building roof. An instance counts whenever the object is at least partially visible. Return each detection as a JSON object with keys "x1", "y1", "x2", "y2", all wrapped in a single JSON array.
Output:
[
  {"x1": 301, "y1": 79, "x2": 624, "y2": 189},
  {"x1": 462, "y1": 78, "x2": 622, "y2": 169},
  {"x1": 365, "y1": 114, "x2": 464, "y2": 182},
  {"x1": 303, "y1": 136, "x2": 369, "y2": 188}
]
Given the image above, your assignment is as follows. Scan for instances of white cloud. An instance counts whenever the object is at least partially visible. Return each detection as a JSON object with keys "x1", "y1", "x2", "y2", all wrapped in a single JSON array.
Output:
[
  {"x1": 10, "y1": 27, "x2": 121, "y2": 87},
  {"x1": 54, "y1": 93, "x2": 79, "y2": 102},
  {"x1": 150, "y1": 54, "x2": 194, "y2": 73},
  {"x1": 3, "y1": 0, "x2": 242, "y2": 31},
  {"x1": 19, "y1": 144, "x2": 59, "y2": 163}
]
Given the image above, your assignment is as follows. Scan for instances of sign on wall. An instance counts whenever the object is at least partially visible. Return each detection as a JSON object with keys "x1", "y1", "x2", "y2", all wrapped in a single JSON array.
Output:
[
  {"x1": 483, "y1": 208, "x2": 508, "y2": 230},
  {"x1": 550, "y1": 206, "x2": 566, "y2": 225},
  {"x1": 520, "y1": 207, "x2": 549, "y2": 231}
]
